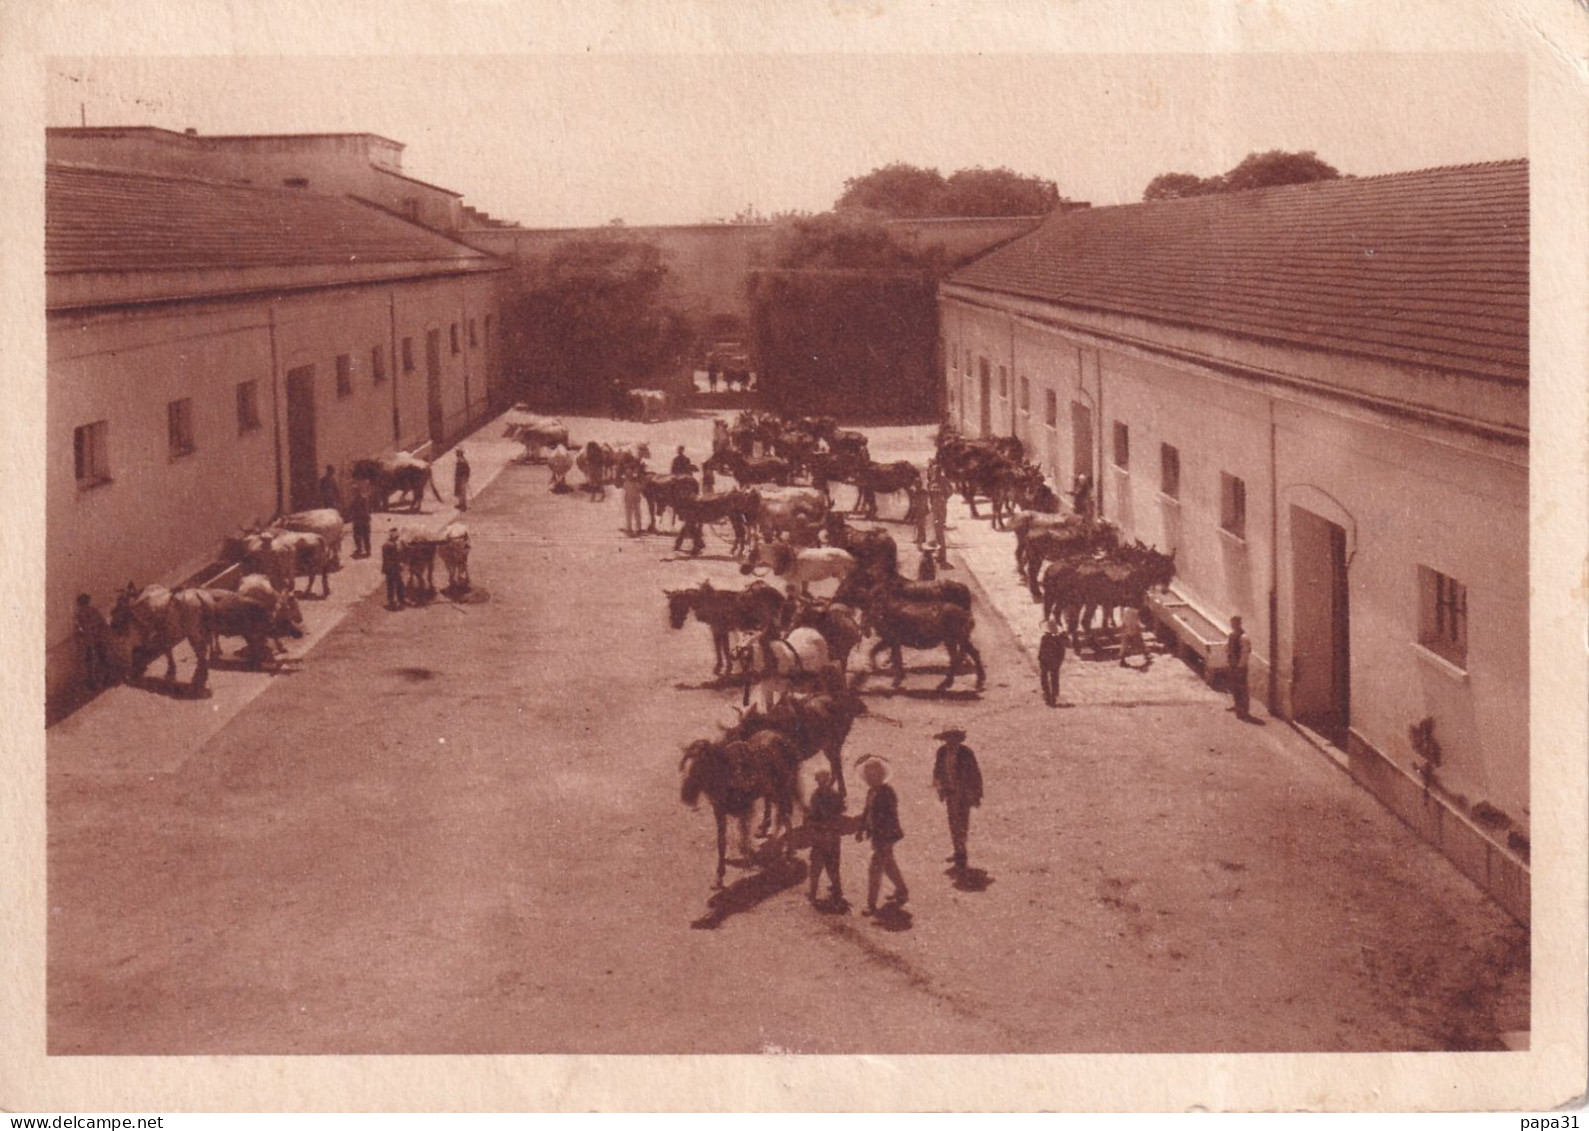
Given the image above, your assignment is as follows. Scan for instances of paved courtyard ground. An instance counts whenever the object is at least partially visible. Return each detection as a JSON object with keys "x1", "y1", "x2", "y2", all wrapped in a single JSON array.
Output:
[{"x1": 46, "y1": 408, "x2": 1528, "y2": 1054}]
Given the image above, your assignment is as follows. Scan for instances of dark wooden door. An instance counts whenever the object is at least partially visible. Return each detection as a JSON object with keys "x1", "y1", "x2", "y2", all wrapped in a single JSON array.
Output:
[{"x1": 426, "y1": 329, "x2": 445, "y2": 444}]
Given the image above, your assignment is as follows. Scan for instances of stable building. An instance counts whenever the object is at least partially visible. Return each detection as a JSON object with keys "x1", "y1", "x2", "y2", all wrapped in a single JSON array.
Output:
[
  {"x1": 939, "y1": 161, "x2": 1529, "y2": 920},
  {"x1": 47, "y1": 158, "x2": 508, "y2": 704}
]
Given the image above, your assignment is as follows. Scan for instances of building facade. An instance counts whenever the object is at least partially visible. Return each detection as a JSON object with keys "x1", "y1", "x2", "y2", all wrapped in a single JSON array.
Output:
[
  {"x1": 47, "y1": 156, "x2": 508, "y2": 704},
  {"x1": 940, "y1": 162, "x2": 1529, "y2": 919}
]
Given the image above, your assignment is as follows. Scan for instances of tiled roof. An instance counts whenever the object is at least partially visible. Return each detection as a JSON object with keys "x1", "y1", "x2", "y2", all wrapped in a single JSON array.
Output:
[
  {"x1": 46, "y1": 163, "x2": 495, "y2": 278},
  {"x1": 947, "y1": 161, "x2": 1527, "y2": 383}
]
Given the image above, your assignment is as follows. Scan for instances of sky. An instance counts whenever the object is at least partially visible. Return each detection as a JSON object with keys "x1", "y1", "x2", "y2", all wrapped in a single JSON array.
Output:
[{"x1": 45, "y1": 53, "x2": 1526, "y2": 228}]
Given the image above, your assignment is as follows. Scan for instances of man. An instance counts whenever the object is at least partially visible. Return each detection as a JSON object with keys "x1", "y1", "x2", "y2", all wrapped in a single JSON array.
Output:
[
  {"x1": 1069, "y1": 471, "x2": 1094, "y2": 520},
  {"x1": 453, "y1": 449, "x2": 472, "y2": 512},
  {"x1": 346, "y1": 483, "x2": 373, "y2": 558},
  {"x1": 74, "y1": 593, "x2": 113, "y2": 691},
  {"x1": 1118, "y1": 604, "x2": 1148, "y2": 668},
  {"x1": 1226, "y1": 615, "x2": 1252, "y2": 720},
  {"x1": 1038, "y1": 617, "x2": 1067, "y2": 706},
  {"x1": 927, "y1": 465, "x2": 951, "y2": 569},
  {"x1": 707, "y1": 360, "x2": 720, "y2": 394},
  {"x1": 932, "y1": 728, "x2": 983, "y2": 870},
  {"x1": 381, "y1": 528, "x2": 406, "y2": 610},
  {"x1": 319, "y1": 464, "x2": 342, "y2": 512},
  {"x1": 805, "y1": 768, "x2": 847, "y2": 908},
  {"x1": 856, "y1": 757, "x2": 908, "y2": 915},
  {"x1": 670, "y1": 445, "x2": 697, "y2": 477},
  {"x1": 621, "y1": 465, "x2": 645, "y2": 536}
]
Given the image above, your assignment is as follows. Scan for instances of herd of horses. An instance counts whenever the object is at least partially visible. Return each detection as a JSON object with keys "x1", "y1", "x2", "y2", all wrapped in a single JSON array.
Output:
[
  {"x1": 652, "y1": 413, "x2": 1181, "y2": 889},
  {"x1": 93, "y1": 450, "x2": 472, "y2": 699}
]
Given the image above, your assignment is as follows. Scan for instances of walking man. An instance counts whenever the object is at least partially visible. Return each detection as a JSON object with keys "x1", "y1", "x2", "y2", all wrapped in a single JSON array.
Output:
[
  {"x1": 453, "y1": 449, "x2": 472, "y2": 512},
  {"x1": 347, "y1": 484, "x2": 373, "y2": 558},
  {"x1": 1226, "y1": 614, "x2": 1252, "y2": 720},
  {"x1": 1038, "y1": 617, "x2": 1067, "y2": 706},
  {"x1": 805, "y1": 768, "x2": 847, "y2": 908},
  {"x1": 381, "y1": 528, "x2": 406, "y2": 610},
  {"x1": 1118, "y1": 604, "x2": 1148, "y2": 668},
  {"x1": 319, "y1": 464, "x2": 342, "y2": 512},
  {"x1": 932, "y1": 727, "x2": 983, "y2": 870},
  {"x1": 856, "y1": 757, "x2": 908, "y2": 915}
]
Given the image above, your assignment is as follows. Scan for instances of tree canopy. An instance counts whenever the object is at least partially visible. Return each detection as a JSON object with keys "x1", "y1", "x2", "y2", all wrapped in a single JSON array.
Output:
[
  {"x1": 835, "y1": 162, "x2": 1065, "y2": 218},
  {"x1": 1143, "y1": 150, "x2": 1342, "y2": 202},
  {"x1": 768, "y1": 211, "x2": 945, "y2": 271},
  {"x1": 503, "y1": 235, "x2": 695, "y2": 408}
]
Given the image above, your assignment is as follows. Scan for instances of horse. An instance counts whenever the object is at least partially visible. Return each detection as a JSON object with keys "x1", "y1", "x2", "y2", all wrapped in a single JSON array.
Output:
[
  {"x1": 842, "y1": 460, "x2": 921, "y2": 519},
  {"x1": 218, "y1": 529, "x2": 333, "y2": 598},
  {"x1": 642, "y1": 473, "x2": 700, "y2": 531},
  {"x1": 665, "y1": 580, "x2": 785, "y2": 675},
  {"x1": 108, "y1": 583, "x2": 213, "y2": 695},
  {"x1": 784, "y1": 596, "x2": 864, "y2": 678},
  {"x1": 436, "y1": 522, "x2": 471, "y2": 590},
  {"x1": 680, "y1": 731, "x2": 802, "y2": 888},
  {"x1": 671, "y1": 490, "x2": 755, "y2": 557},
  {"x1": 201, "y1": 582, "x2": 303, "y2": 668},
  {"x1": 274, "y1": 508, "x2": 346, "y2": 567},
  {"x1": 1045, "y1": 543, "x2": 1177, "y2": 648},
  {"x1": 735, "y1": 625, "x2": 832, "y2": 709},
  {"x1": 740, "y1": 541, "x2": 856, "y2": 596},
  {"x1": 546, "y1": 444, "x2": 575, "y2": 491},
  {"x1": 576, "y1": 441, "x2": 611, "y2": 498},
  {"x1": 749, "y1": 484, "x2": 829, "y2": 546},
  {"x1": 704, "y1": 448, "x2": 791, "y2": 487},
  {"x1": 835, "y1": 570, "x2": 972, "y2": 613},
  {"x1": 726, "y1": 687, "x2": 866, "y2": 799},
  {"x1": 1023, "y1": 518, "x2": 1122, "y2": 600},
  {"x1": 862, "y1": 594, "x2": 985, "y2": 692},
  {"x1": 822, "y1": 514, "x2": 899, "y2": 580},
  {"x1": 351, "y1": 454, "x2": 444, "y2": 513}
]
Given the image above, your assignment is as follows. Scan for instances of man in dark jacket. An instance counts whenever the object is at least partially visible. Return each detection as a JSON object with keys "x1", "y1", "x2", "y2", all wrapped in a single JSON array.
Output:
[
  {"x1": 932, "y1": 727, "x2": 984, "y2": 870},
  {"x1": 319, "y1": 464, "x2": 342, "y2": 511},
  {"x1": 453, "y1": 449, "x2": 472, "y2": 512},
  {"x1": 381, "y1": 528, "x2": 406, "y2": 610},
  {"x1": 346, "y1": 485, "x2": 373, "y2": 558},
  {"x1": 856, "y1": 757, "x2": 908, "y2": 915},
  {"x1": 1038, "y1": 617, "x2": 1067, "y2": 706},
  {"x1": 805, "y1": 768, "x2": 847, "y2": 907},
  {"x1": 670, "y1": 445, "x2": 697, "y2": 477}
]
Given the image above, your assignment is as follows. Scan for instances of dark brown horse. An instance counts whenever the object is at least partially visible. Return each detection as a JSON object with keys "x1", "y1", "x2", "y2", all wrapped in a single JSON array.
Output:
[
  {"x1": 671, "y1": 490, "x2": 756, "y2": 556},
  {"x1": 642, "y1": 473, "x2": 700, "y2": 531},
  {"x1": 1044, "y1": 543, "x2": 1177, "y2": 648},
  {"x1": 1022, "y1": 518, "x2": 1122, "y2": 600},
  {"x1": 665, "y1": 579, "x2": 786, "y2": 674},
  {"x1": 680, "y1": 731, "x2": 801, "y2": 888},
  {"x1": 704, "y1": 448, "x2": 791, "y2": 487},
  {"x1": 862, "y1": 593, "x2": 985, "y2": 692}
]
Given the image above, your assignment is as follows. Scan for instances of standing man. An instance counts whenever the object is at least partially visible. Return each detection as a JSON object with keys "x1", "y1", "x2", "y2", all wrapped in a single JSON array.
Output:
[
  {"x1": 670, "y1": 445, "x2": 697, "y2": 477},
  {"x1": 346, "y1": 483, "x2": 373, "y2": 559},
  {"x1": 856, "y1": 757, "x2": 908, "y2": 915},
  {"x1": 453, "y1": 449, "x2": 472, "y2": 512},
  {"x1": 621, "y1": 464, "x2": 645, "y2": 536},
  {"x1": 805, "y1": 768, "x2": 847, "y2": 908},
  {"x1": 1038, "y1": 617, "x2": 1067, "y2": 706},
  {"x1": 1118, "y1": 604, "x2": 1148, "y2": 668},
  {"x1": 932, "y1": 727, "x2": 983, "y2": 871},
  {"x1": 381, "y1": 528, "x2": 406, "y2": 610},
  {"x1": 74, "y1": 593, "x2": 113, "y2": 691},
  {"x1": 1225, "y1": 614, "x2": 1252, "y2": 721},
  {"x1": 707, "y1": 359, "x2": 720, "y2": 394},
  {"x1": 319, "y1": 464, "x2": 342, "y2": 512},
  {"x1": 1069, "y1": 471, "x2": 1094, "y2": 520},
  {"x1": 927, "y1": 464, "x2": 951, "y2": 569},
  {"x1": 905, "y1": 480, "x2": 929, "y2": 547}
]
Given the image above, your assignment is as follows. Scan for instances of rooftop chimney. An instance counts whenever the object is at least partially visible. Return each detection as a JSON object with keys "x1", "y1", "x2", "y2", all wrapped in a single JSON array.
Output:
[{"x1": 184, "y1": 128, "x2": 198, "y2": 136}]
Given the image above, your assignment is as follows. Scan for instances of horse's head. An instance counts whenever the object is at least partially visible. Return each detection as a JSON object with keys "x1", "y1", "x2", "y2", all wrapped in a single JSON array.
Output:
[
  {"x1": 664, "y1": 588, "x2": 693, "y2": 629},
  {"x1": 679, "y1": 739, "x2": 713, "y2": 806}
]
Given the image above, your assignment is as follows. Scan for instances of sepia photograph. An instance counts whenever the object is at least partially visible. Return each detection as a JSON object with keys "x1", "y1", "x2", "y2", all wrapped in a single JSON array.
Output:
[{"x1": 6, "y1": 0, "x2": 1587, "y2": 1115}]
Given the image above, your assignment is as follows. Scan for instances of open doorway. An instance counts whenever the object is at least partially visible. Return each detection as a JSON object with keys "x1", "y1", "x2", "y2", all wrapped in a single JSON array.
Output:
[{"x1": 1291, "y1": 505, "x2": 1351, "y2": 745}]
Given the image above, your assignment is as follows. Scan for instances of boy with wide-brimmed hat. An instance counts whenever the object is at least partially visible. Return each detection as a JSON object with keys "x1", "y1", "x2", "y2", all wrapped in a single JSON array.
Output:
[
  {"x1": 932, "y1": 727, "x2": 983, "y2": 870},
  {"x1": 1038, "y1": 617, "x2": 1068, "y2": 706},
  {"x1": 856, "y1": 756, "x2": 908, "y2": 915}
]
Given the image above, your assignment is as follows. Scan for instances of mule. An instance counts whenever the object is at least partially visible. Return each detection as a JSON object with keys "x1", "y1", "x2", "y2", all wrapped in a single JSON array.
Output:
[
  {"x1": 863, "y1": 595, "x2": 985, "y2": 692},
  {"x1": 680, "y1": 732, "x2": 801, "y2": 888},
  {"x1": 735, "y1": 625, "x2": 832, "y2": 709},
  {"x1": 665, "y1": 580, "x2": 785, "y2": 675},
  {"x1": 108, "y1": 583, "x2": 213, "y2": 694}
]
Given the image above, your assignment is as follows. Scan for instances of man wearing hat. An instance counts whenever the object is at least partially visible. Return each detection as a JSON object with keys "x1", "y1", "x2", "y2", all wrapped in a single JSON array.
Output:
[
  {"x1": 856, "y1": 757, "x2": 908, "y2": 915},
  {"x1": 932, "y1": 727, "x2": 983, "y2": 870},
  {"x1": 805, "y1": 768, "x2": 847, "y2": 908},
  {"x1": 1038, "y1": 617, "x2": 1068, "y2": 706}
]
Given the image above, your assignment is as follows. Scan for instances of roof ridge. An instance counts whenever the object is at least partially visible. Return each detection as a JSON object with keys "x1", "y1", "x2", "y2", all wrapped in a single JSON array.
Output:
[{"x1": 45, "y1": 160, "x2": 350, "y2": 202}]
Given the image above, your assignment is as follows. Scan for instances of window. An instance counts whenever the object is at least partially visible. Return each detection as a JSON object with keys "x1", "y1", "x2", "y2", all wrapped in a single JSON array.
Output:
[
  {"x1": 1160, "y1": 443, "x2": 1180, "y2": 499},
  {"x1": 1220, "y1": 472, "x2": 1246, "y2": 539},
  {"x1": 998, "y1": 366, "x2": 1008, "y2": 398},
  {"x1": 74, "y1": 421, "x2": 110, "y2": 488},
  {"x1": 1045, "y1": 389, "x2": 1058, "y2": 428},
  {"x1": 236, "y1": 381, "x2": 262, "y2": 433},
  {"x1": 1020, "y1": 376, "x2": 1030, "y2": 413},
  {"x1": 167, "y1": 398, "x2": 195, "y2": 458},
  {"x1": 335, "y1": 353, "x2": 353, "y2": 398},
  {"x1": 371, "y1": 345, "x2": 387, "y2": 385},
  {"x1": 402, "y1": 337, "x2": 415, "y2": 374},
  {"x1": 450, "y1": 323, "x2": 461, "y2": 355},
  {"x1": 1112, "y1": 421, "x2": 1129, "y2": 470},
  {"x1": 1418, "y1": 567, "x2": 1469, "y2": 668},
  {"x1": 469, "y1": 319, "x2": 478, "y2": 349}
]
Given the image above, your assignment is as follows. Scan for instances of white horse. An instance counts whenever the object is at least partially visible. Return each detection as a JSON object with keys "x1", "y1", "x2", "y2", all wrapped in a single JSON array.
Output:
[{"x1": 737, "y1": 626, "x2": 832, "y2": 710}]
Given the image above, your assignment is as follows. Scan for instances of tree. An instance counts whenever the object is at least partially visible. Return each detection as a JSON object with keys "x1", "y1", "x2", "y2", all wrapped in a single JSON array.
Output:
[
  {"x1": 502, "y1": 235, "x2": 695, "y2": 409},
  {"x1": 1142, "y1": 150, "x2": 1342, "y2": 202},
  {"x1": 939, "y1": 166, "x2": 1062, "y2": 216},
  {"x1": 835, "y1": 162, "x2": 948, "y2": 218},
  {"x1": 769, "y1": 211, "x2": 944, "y2": 271}
]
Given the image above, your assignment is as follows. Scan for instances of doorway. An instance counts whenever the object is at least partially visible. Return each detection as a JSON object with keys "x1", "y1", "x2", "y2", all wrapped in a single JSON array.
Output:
[
  {"x1": 425, "y1": 329, "x2": 444, "y2": 444},
  {"x1": 285, "y1": 365, "x2": 318, "y2": 512},
  {"x1": 1070, "y1": 401, "x2": 1093, "y2": 482},
  {"x1": 1290, "y1": 505, "x2": 1351, "y2": 745}
]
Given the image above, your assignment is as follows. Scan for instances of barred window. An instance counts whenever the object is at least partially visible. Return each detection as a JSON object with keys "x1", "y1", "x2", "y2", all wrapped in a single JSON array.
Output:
[
  {"x1": 371, "y1": 345, "x2": 387, "y2": 385},
  {"x1": 1220, "y1": 472, "x2": 1246, "y2": 538},
  {"x1": 236, "y1": 381, "x2": 262, "y2": 433},
  {"x1": 1113, "y1": 421, "x2": 1129, "y2": 470},
  {"x1": 1418, "y1": 566, "x2": 1469, "y2": 668},
  {"x1": 168, "y1": 398, "x2": 196, "y2": 458},
  {"x1": 1020, "y1": 376, "x2": 1030, "y2": 413},
  {"x1": 1045, "y1": 389, "x2": 1058, "y2": 428},
  {"x1": 335, "y1": 354, "x2": 353, "y2": 398},
  {"x1": 402, "y1": 337, "x2": 415, "y2": 374},
  {"x1": 1160, "y1": 443, "x2": 1180, "y2": 499}
]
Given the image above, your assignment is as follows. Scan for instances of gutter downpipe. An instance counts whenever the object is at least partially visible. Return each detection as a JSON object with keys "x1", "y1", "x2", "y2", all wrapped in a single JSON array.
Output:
[
  {"x1": 267, "y1": 304, "x2": 284, "y2": 515},
  {"x1": 389, "y1": 291, "x2": 401, "y2": 447},
  {"x1": 1096, "y1": 349, "x2": 1105, "y2": 520},
  {"x1": 1268, "y1": 395, "x2": 1280, "y2": 714}
]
